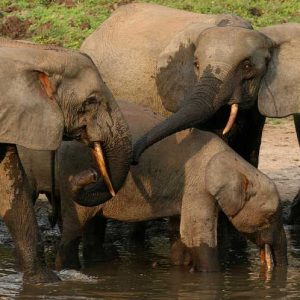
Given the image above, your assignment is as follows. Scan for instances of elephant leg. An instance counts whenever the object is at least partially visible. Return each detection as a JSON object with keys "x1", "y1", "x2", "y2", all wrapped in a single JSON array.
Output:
[
  {"x1": 180, "y1": 193, "x2": 219, "y2": 272},
  {"x1": 169, "y1": 216, "x2": 191, "y2": 266},
  {"x1": 286, "y1": 115, "x2": 300, "y2": 224},
  {"x1": 44, "y1": 192, "x2": 62, "y2": 231},
  {"x1": 55, "y1": 229, "x2": 81, "y2": 270},
  {"x1": 287, "y1": 190, "x2": 300, "y2": 225},
  {"x1": 294, "y1": 114, "x2": 300, "y2": 145},
  {"x1": 0, "y1": 145, "x2": 59, "y2": 283},
  {"x1": 82, "y1": 215, "x2": 117, "y2": 266},
  {"x1": 55, "y1": 206, "x2": 82, "y2": 270},
  {"x1": 129, "y1": 221, "x2": 147, "y2": 243}
]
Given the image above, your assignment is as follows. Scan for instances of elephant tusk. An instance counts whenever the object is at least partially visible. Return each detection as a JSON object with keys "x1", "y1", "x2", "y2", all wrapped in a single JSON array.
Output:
[
  {"x1": 92, "y1": 142, "x2": 116, "y2": 197},
  {"x1": 265, "y1": 244, "x2": 274, "y2": 270},
  {"x1": 222, "y1": 104, "x2": 239, "y2": 135},
  {"x1": 260, "y1": 244, "x2": 274, "y2": 271}
]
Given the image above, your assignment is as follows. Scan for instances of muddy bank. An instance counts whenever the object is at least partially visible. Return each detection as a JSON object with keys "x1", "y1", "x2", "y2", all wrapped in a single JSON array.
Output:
[{"x1": 259, "y1": 120, "x2": 299, "y2": 218}]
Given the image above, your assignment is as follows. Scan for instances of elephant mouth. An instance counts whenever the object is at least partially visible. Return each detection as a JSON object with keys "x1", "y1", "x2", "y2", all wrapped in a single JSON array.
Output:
[
  {"x1": 64, "y1": 129, "x2": 116, "y2": 197},
  {"x1": 63, "y1": 126, "x2": 88, "y2": 142},
  {"x1": 68, "y1": 141, "x2": 115, "y2": 198},
  {"x1": 238, "y1": 99, "x2": 256, "y2": 111}
]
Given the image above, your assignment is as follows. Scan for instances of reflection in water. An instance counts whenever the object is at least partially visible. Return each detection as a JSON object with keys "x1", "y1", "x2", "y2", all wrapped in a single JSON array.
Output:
[{"x1": 0, "y1": 220, "x2": 300, "y2": 299}]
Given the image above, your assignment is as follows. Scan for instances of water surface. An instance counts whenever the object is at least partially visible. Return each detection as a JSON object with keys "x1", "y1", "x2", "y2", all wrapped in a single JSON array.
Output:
[{"x1": 1, "y1": 217, "x2": 300, "y2": 299}]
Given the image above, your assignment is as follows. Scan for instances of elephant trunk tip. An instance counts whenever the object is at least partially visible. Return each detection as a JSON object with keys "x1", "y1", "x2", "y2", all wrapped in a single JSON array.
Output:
[{"x1": 69, "y1": 168, "x2": 98, "y2": 193}]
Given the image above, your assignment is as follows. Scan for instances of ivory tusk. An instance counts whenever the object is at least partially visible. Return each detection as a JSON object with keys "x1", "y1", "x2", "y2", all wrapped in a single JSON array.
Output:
[
  {"x1": 260, "y1": 244, "x2": 274, "y2": 271},
  {"x1": 92, "y1": 142, "x2": 116, "y2": 197},
  {"x1": 222, "y1": 104, "x2": 239, "y2": 135},
  {"x1": 264, "y1": 244, "x2": 274, "y2": 271}
]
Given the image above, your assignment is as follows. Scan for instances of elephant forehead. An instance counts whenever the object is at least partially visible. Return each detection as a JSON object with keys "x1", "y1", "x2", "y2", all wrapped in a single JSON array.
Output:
[
  {"x1": 66, "y1": 67, "x2": 104, "y2": 100},
  {"x1": 196, "y1": 27, "x2": 269, "y2": 63}
]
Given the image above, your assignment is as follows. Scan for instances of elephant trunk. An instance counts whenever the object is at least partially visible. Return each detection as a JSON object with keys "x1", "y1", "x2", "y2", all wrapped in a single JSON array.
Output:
[
  {"x1": 132, "y1": 77, "x2": 223, "y2": 164},
  {"x1": 72, "y1": 107, "x2": 132, "y2": 206},
  {"x1": 271, "y1": 224, "x2": 288, "y2": 267}
]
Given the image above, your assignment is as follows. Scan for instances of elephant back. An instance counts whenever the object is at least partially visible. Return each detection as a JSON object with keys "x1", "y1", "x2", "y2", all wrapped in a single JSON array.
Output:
[
  {"x1": 117, "y1": 100, "x2": 164, "y2": 142},
  {"x1": 81, "y1": 3, "x2": 250, "y2": 116}
]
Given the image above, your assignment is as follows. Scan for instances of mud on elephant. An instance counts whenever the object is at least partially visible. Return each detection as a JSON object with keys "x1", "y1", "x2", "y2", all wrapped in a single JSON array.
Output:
[
  {"x1": 18, "y1": 101, "x2": 287, "y2": 272},
  {"x1": 0, "y1": 39, "x2": 131, "y2": 283},
  {"x1": 80, "y1": 3, "x2": 300, "y2": 163}
]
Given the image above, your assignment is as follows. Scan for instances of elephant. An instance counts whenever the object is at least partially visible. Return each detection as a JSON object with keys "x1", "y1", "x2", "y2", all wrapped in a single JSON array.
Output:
[
  {"x1": 80, "y1": 3, "x2": 300, "y2": 165},
  {"x1": 285, "y1": 113, "x2": 300, "y2": 224},
  {"x1": 17, "y1": 101, "x2": 287, "y2": 272},
  {"x1": 0, "y1": 38, "x2": 132, "y2": 283}
]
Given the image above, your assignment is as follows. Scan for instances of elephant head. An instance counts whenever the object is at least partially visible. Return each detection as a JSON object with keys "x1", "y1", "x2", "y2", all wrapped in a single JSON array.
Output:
[
  {"x1": 0, "y1": 38, "x2": 131, "y2": 205},
  {"x1": 206, "y1": 151, "x2": 287, "y2": 267},
  {"x1": 132, "y1": 23, "x2": 300, "y2": 163}
]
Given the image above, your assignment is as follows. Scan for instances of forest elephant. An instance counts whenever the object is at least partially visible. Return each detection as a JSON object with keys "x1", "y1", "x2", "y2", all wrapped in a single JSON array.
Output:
[
  {"x1": 18, "y1": 101, "x2": 288, "y2": 272},
  {"x1": 81, "y1": 3, "x2": 300, "y2": 165},
  {"x1": 0, "y1": 38, "x2": 131, "y2": 283}
]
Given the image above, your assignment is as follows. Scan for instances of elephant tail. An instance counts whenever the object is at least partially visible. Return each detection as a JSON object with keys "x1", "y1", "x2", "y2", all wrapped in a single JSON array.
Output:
[
  {"x1": 45, "y1": 192, "x2": 61, "y2": 228},
  {"x1": 46, "y1": 150, "x2": 61, "y2": 229}
]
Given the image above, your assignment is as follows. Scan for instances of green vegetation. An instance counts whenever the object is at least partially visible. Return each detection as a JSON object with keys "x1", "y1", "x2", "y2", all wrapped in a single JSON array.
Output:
[
  {"x1": 266, "y1": 117, "x2": 294, "y2": 125},
  {"x1": 0, "y1": 0, "x2": 299, "y2": 48}
]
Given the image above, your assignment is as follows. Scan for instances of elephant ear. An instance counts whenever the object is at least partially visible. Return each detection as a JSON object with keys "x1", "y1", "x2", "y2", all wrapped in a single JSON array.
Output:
[
  {"x1": 258, "y1": 24, "x2": 300, "y2": 117},
  {"x1": 0, "y1": 46, "x2": 64, "y2": 150},
  {"x1": 205, "y1": 150, "x2": 255, "y2": 218},
  {"x1": 156, "y1": 23, "x2": 212, "y2": 113}
]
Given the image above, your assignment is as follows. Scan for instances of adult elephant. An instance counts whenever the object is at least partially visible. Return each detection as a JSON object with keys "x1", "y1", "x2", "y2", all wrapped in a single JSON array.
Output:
[
  {"x1": 286, "y1": 113, "x2": 300, "y2": 224},
  {"x1": 0, "y1": 38, "x2": 131, "y2": 283},
  {"x1": 80, "y1": 3, "x2": 300, "y2": 164}
]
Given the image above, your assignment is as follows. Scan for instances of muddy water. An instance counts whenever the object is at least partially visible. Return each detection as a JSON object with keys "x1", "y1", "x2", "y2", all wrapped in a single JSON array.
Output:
[
  {"x1": 0, "y1": 120, "x2": 299, "y2": 299},
  {"x1": 1, "y1": 221, "x2": 300, "y2": 299}
]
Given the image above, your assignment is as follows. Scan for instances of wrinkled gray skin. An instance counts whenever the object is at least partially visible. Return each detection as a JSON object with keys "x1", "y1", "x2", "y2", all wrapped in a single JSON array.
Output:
[
  {"x1": 0, "y1": 39, "x2": 131, "y2": 283},
  {"x1": 80, "y1": 3, "x2": 300, "y2": 163},
  {"x1": 18, "y1": 101, "x2": 287, "y2": 272},
  {"x1": 287, "y1": 113, "x2": 300, "y2": 224}
]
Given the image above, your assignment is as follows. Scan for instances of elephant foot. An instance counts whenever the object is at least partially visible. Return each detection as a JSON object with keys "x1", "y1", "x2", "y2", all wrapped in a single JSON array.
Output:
[
  {"x1": 286, "y1": 191, "x2": 300, "y2": 225},
  {"x1": 170, "y1": 240, "x2": 191, "y2": 266},
  {"x1": 55, "y1": 253, "x2": 81, "y2": 271},
  {"x1": 23, "y1": 268, "x2": 60, "y2": 284},
  {"x1": 189, "y1": 245, "x2": 220, "y2": 272},
  {"x1": 55, "y1": 238, "x2": 81, "y2": 270},
  {"x1": 55, "y1": 258, "x2": 81, "y2": 271}
]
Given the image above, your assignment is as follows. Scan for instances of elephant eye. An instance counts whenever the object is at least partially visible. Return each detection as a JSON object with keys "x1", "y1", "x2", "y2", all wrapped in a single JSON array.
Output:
[
  {"x1": 194, "y1": 61, "x2": 200, "y2": 70},
  {"x1": 85, "y1": 96, "x2": 98, "y2": 105},
  {"x1": 78, "y1": 105, "x2": 85, "y2": 114},
  {"x1": 241, "y1": 59, "x2": 255, "y2": 79},
  {"x1": 243, "y1": 59, "x2": 253, "y2": 72},
  {"x1": 78, "y1": 96, "x2": 98, "y2": 114},
  {"x1": 265, "y1": 55, "x2": 271, "y2": 65}
]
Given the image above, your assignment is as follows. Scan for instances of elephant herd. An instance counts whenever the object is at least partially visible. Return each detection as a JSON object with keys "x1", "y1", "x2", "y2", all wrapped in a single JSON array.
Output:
[{"x1": 0, "y1": 3, "x2": 299, "y2": 284}]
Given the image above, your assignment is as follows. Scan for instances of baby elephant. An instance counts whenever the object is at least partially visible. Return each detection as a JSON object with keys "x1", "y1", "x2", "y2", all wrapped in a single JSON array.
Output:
[{"x1": 18, "y1": 101, "x2": 287, "y2": 272}]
